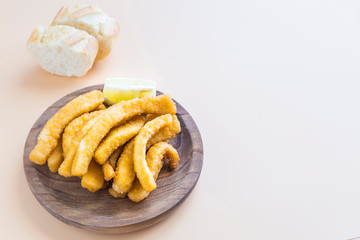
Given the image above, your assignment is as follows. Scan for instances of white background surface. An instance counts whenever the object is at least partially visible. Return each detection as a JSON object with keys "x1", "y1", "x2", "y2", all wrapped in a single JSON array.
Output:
[{"x1": 1, "y1": 0, "x2": 360, "y2": 239}]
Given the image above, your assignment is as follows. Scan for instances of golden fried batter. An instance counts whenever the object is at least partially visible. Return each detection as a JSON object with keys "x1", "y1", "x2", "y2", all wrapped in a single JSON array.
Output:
[
  {"x1": 58, "y1": 110, "x2": 104, "y2": 177},
  {"x1": 95, "y1": 103, "x2": 107, "y2": 110},
  {"x1": 112, "y1": 116, "x2": 180, "y2": 195},
  {"x1": 94, "y1": 115, "x2": 145, "y2": 164},
  {"x1": 128, "y1": 142, "x2": 179, "y2": 202},
  {"x1": 47, "y1": 139, "x2": 63, "y2": 173},
  {"x1": 145, "y1": 114, "x2": 159, "y2": 122},
  {"x1": 112, "y1": 139, "x2": 136, "y2": 194},
  {"x1": 108, "y1": 187, "x2": 127, "y2": 198},
  {"x1": 127, "y1": 179, "x2": 147, "y2": 202},
  {"x1": 108, "y1": 147, "x2": 121, "y2": 169},
  {"x1": 72, "y1": 95, "x2": 176, "y2": 176},
  {"x1": 81, "y1": 160, "x2": 104, "y2": 192},
  {"x1": 134, "y1": 114, "x2": 173, "y2": 192},
  {"x1": 146, "y1": 115, "x2": 181, "y2": 149},
  {"x1": 29, "y1": 90, "x2": 104, "y2": 165},
  {"x1": 62, "y1": 111, "x2": 99, "y2": 157},
  {"x1": 102, "y1": 147, "x2": 122, "y2": 181},
  {"x1": 102, "y1": 163, "x2": 115, "y2": 182}
]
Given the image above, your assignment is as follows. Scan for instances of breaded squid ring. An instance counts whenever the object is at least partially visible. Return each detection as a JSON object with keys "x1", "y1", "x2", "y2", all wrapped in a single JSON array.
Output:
[
  {"x1": 62, "y1": 111, "x2": 100, "y2": 157},
  {"x1": 47, "y1": 139, "x2": 64, "y2": 173},
  {"x1": 58, "y1": 110, "x2": 104, "y2": 177},
  {"x1": 81, "y1": 160, "x2": 104, "y2": 192},
  {"x1": 128, "y1": 142, "x2": 179, "y2": 202},
  {"x1": 29, "y1": 90, "x2": 104, "y2": 165},
  {"x1": 102, "y1": 147, "x2": 122, "y2": 181},
  {"x1": 134, "y1": 114, "x2": 173, "y2": 192},
  {"x1": 94, "y1": 115, "x2": 145, "y2": 164},
  {"x1": 72, "y1": 95, "x2": 176, "y2": 176}
]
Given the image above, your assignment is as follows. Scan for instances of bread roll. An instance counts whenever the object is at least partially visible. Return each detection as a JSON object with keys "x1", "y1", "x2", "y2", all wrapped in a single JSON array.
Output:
[
  {"x1": 51, "y1": 5, "x2": 120, "y2": 60},
  {"x1": 26, "y1": 25, "x2": 99, "y2": 77}
]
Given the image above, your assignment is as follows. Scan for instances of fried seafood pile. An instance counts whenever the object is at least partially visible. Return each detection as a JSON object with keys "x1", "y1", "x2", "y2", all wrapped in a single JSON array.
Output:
[{"x1": 29, "y1": 90, "x2": 181, "y2": 202}]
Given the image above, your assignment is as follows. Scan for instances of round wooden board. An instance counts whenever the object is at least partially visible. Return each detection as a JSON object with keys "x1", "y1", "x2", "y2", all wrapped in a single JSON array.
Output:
[{"x1": 23, "y1": 84, "x2": 203, "y2": 233}]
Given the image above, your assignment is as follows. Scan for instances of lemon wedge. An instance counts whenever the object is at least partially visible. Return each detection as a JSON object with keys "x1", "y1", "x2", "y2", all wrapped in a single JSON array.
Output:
[{"x1": 103, "y1": 78, "x2": 156, "y2": 105}]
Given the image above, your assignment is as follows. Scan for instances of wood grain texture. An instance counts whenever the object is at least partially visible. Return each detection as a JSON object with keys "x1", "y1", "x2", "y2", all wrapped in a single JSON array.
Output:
[{"x1": 23, "y1": 84, "x2": 203, "y2": 233}]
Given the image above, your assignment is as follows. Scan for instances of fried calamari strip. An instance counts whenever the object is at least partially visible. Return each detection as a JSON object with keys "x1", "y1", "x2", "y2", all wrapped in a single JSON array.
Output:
[
  {"x1": 62, "y1": 111, "x2": 99, "y2": 157},
  {"x1": 134, "y1": 114, "x2": 173, "y2": 192},
  {"x1": 47, "y1": 139, "x2": 63, "y2": 173},
  {"x1": 146, "y1": 115, "x2": 181, "y2": 149},
  {"x1": 58, "y1": 110, "x2": 104, "y2": 177},
  {"x1": 102, "y1": 163, "x2": 115, "y2": 182},
  {"x1": 128, "y1": 142, "x2": 179, "y2": 202},
  {"x1": 29, "y1": 90, "x2": 104, "y2": 165},
  {"x1": 94, "y1": 115, "x2": 145, "y2": 164},
  {"x1": 81, "y1": 160, "x2": 104, "y2": 192},
  {"x1": 108, "y1": 147, "x2": 121, "y2": 169},
  {"x1": 112, "y1": 139, "x2": 136, "y2": 194},
  {"x1": 72, "y1": 95, "x2": 176, "y2": 176},
  {"x1": 145, "y1": 114, "x2": 159, "y2": 122},
  {"x1": 102, "y1": 147, "x2": 122, "y2": 181},
  {"x1": 126, "y1": 179, "x2": 146, "y2": 202},
  {"x1": 108, "y1": 187, "x2": 127, "y2": 198},
  {"x1": 95, "y1": 103, "x2": 107, "y2": 110}
]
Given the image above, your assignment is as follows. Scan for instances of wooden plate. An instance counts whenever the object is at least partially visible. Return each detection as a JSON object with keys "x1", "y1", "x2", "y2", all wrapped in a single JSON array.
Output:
[{"x1": 23, "y1": 84, "x2": 203, "y2": 233}]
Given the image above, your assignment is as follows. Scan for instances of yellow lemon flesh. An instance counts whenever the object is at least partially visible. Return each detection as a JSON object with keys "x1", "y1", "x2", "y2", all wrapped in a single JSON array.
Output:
[{"x1": 103, "y1": 78, "x2": 156, "y2": 105}]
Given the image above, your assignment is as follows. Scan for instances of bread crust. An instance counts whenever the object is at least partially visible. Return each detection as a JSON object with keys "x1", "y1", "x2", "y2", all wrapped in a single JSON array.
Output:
[
  {"x1": 26, "y1": 4, "x2": 117, "y2": 76},
  {"x1": 51, "y1": 5, "x2": 120, "y2": 59},
  {"x1": 27, "y1": 28, "x2": 40, "y2": 43},
  {"x1": 51, "y1": 6, "x2": 69, "y2": 25},
  {"x1": 108, "y1": 21, "x2": 120, "y2": 39},
  {"x1": 26, "y1": 25, "x2": 99, "y2": 77},
  {"x1": 63, "y1": 31, "x2": 87, "y2": 46},
  {"x1": 84, "y1": 37, "x2": 99, "y2": 61},
  {"x1": 69, "y1": 5, "x2": 97, "y2": 18}
]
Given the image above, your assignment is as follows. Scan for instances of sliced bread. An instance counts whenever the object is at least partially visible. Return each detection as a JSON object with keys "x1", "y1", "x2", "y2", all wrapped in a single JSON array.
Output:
[
  {"x1": 51, "y1": 5, "x2": 120, "y2": 60},
  {"x1": 27, "y1": 25, "x2": 99, "y2": 77}
]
